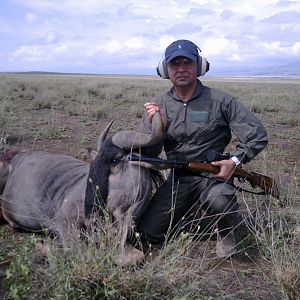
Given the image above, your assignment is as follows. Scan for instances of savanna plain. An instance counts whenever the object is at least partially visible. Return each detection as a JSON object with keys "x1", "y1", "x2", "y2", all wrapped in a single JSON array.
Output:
[{"x1": 0, "y1": 74, "x2": 299, "y2": 299}]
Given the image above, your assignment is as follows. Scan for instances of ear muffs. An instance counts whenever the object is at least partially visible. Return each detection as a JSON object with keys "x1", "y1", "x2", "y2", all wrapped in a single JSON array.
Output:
[
  {"x1": 156, "y1": 59, "x2": 168, "y2": 78},
  {"x1": 156, "y1": 48, "x2": 210, "y2": 79},
  {"x1": 197, "y1": 54, "x2": 210, "y2": 77}
]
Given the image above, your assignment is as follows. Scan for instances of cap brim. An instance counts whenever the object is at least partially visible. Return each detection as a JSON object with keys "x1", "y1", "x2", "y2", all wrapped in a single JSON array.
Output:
[{"x1": 166, "y1": 51, "x2": 197, "y2": 63}]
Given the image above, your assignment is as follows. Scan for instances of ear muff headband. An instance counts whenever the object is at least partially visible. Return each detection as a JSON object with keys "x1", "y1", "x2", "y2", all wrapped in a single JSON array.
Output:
[{"x1": 156, "y1": 47, "x2": 210, "y2": 79}]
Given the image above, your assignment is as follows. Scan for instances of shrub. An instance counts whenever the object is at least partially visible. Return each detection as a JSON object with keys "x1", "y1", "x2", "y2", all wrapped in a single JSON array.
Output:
[{"x1": 91, "y1": 107, "x2": 108, "y2": 119}]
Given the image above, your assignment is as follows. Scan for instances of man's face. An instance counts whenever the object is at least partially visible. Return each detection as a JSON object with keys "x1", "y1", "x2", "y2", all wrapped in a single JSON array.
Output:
[{"x1": 167, "y1": 56, "x2": 197, "y2": 87}]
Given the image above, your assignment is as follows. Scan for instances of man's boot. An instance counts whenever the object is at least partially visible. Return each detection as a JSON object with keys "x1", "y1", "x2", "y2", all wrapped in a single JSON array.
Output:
[{"x1": 216, "y1": 231, "x2": 237, "y2": 258}]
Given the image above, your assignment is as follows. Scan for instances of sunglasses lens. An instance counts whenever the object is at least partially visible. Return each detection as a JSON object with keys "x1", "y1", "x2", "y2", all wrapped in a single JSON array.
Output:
[{"x1": 169, "y1": 59, "x2": 195, "y2": 69}]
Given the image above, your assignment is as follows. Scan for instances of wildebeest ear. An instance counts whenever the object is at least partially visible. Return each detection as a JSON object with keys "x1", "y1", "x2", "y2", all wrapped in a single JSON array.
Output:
[{"x1": 88, "y1": 148, "x2": 99, "y2": 161}]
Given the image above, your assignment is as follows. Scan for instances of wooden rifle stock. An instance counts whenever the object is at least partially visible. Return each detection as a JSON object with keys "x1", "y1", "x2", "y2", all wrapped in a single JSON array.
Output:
[{"x1": 186, "y1": 162, "x2": 280, "y2": 199}]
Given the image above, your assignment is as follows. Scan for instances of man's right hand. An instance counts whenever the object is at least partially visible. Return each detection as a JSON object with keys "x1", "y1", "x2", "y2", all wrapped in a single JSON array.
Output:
[{"x1": 144, "y1": 102, "x2": 160, "y2": 122}]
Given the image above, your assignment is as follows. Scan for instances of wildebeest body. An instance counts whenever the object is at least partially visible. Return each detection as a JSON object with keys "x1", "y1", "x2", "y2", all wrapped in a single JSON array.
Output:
[{"x1": 2, "y1": 151, "x2": 89, "y2": 238}]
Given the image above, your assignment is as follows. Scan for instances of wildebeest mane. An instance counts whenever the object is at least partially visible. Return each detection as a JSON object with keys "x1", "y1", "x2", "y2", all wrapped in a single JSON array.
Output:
[{"x1": 150, "y1": 169, "x2": 165, "y2": 190}]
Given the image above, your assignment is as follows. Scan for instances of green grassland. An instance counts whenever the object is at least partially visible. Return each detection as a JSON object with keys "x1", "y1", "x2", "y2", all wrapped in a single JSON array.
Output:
[{"x1": 0, "y1": 74, "x2": 299, "y2": 299}]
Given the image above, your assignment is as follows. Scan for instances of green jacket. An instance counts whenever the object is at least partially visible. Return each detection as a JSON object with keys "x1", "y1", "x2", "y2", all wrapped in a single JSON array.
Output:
[{"x1": 142, "y1": 80, "x2": 268, "y2": 164}]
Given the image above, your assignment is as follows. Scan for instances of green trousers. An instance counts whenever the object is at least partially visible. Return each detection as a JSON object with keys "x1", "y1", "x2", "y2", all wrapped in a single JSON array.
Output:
[{"x1": 137, "y1": 171, "x2": 239, "y2": 248}]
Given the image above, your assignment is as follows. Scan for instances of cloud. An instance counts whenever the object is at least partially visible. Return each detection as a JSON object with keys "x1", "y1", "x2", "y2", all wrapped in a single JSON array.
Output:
[
  {"x1": 187, "y1": 7, "x2": 215, "y2": 17},
  {"x1": 12, "y1": 45, "x2": 50, "y2": 62},
  {"x1": 125, "y1": 37, "x2": 145, "y2": 50},
  {"x1": 292, "y1": 42, "x2": 300, "y2": 53},
  {"x1": 242, "y1": 15, "x2": 254, "y2": 23},
  {"x1": 220, "y1": 10, "x2": 233, "y2": 20},
  {"x1": 202, "y1": 37, "x2": 238, "y2": 57},
  {"x1": 0, "y1": 18, "x2": 11, "y2": 33},
  {"x1": 14, "y1": 0, "x2": 122, "y2": 16},
  {"x1": 262, "y1": 11, "x2": 300, "y2": 24},
  {"x1": 102, "y1": 40, "x2": 123, "y2": 54},
  {"x1": 25, "y1": 12, "x2": 37, "y2": 23},
  {"x1": 32, "y1": 31, "x2": 62, "y2": 44},
  {"x1": 163, "y1": 23, "x2": 201, "y2": 35},
  {"x1": 2, "y1": 0, "x2": 300, "y2": 73},
  {"x1": 262, "y1": 41, "x2": 300, "y2": 55},
  {"x1": 14, "y1": 0, "x2": 190, "y2": 19},
  {"x1": 276, "y1": 0, "x2": 298, "y2": 7}
]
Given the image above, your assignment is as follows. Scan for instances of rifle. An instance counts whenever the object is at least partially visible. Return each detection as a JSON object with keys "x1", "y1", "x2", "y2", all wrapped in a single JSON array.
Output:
[{"x1": 128, "y1": 154, "x2": 280, "y2": 199}]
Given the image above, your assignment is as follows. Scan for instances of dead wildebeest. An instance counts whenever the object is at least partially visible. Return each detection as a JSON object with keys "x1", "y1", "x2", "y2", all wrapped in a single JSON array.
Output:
[{"x1": 0, "y1": 113, "x2": 166, "y2": 264}]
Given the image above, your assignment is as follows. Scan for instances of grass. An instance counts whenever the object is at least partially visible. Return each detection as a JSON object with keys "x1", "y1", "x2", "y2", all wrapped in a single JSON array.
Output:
[
  {"x1": 0, "y1": 74, "x2": 299, "y2": 299},
  {"x1": 245, "y1": 199, "x2": 300, "y2": 300},
  {"x1": 2, "y1": 218, "x2": 212, "y2": 299}
]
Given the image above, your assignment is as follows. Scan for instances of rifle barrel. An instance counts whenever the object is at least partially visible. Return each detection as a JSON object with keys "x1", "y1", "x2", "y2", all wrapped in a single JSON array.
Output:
[{"x1": 128, "y1": 154, "x2": 187, "y2": 167}]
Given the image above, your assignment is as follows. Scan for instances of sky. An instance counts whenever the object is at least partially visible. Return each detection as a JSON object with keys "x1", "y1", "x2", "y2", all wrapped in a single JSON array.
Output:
[{"x1": 1, "y1": 0, "x2": 300, "y2": 75}]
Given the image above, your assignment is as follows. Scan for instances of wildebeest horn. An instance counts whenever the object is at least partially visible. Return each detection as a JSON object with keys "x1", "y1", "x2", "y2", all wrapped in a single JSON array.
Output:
[
  {"x1": 112, "y1": 112, "x2": 164, "y2": 149},
  {"x1": 97, "y1": 119, "x2": 114, "y2": 150}
]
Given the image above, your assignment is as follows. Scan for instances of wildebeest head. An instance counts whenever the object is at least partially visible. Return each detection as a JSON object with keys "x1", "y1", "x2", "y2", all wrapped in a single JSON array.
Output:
[{"x1": 85, "y1": 113, "x2": 165, "y2": 225}]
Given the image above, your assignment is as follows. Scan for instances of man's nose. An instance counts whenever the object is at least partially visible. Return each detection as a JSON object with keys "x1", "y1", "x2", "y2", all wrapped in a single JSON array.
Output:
[{"x1": 177, "y1": 63, "x2": 186, "y2": 71}]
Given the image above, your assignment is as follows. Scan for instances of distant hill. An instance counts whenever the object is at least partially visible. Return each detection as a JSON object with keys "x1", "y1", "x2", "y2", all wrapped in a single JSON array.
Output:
[
  {"x1": 1, "y1": 63, "x2": 300, "y2": 78},
  {"x1": 0, "y1": 71, "x2": 98, "y2": 76},
  {"x1": 259, "y1": 63, "x2": 300, "y2": 77},
  {"x1": 211, "y1": 62, "x2": 300, "y2": 78},
  {"x1": 0, "y1": 71, "x2": 155, "y2": 78}
]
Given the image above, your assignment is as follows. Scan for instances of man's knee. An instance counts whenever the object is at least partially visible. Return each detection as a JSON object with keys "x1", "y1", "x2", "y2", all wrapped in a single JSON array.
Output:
[{"x1": 203, "y1": 183, "x2": 238, "y2": 215}]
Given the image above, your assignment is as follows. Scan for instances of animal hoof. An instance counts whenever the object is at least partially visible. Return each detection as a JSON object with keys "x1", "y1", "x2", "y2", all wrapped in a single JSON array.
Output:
[{"x1": 117, "y1": 245, "x2": 145, "y2": 266}]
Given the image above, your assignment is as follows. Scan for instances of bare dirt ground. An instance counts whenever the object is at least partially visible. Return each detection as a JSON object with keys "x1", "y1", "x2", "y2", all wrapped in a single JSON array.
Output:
[{"x1": 0, "y1": 74, "x2": 299, "y2": 299}]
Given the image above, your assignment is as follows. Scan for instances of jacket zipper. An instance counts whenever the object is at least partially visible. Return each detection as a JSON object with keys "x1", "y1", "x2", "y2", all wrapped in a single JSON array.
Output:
[{"x1": 183, "y1": 103, "x2": 187, "y2": 142}]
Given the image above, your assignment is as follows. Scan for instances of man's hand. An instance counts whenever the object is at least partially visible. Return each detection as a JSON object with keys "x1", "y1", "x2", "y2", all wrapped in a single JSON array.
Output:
[
  {"x1": 144, "y1": 102, "x2": 160, "y2": 122},
  {"x1": 211, "y1": 159, "x2": 236, "y2": 181}
]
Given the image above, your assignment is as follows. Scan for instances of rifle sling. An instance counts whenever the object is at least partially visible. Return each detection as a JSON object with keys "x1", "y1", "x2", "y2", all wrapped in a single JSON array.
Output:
[{"x1": 232, "y1": 183, "x2": 267, "y2": 196}]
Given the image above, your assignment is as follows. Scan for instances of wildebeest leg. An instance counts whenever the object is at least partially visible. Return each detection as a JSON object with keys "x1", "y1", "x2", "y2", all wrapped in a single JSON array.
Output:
[
  {"x1": 47, "y1": 220, "x2": 82, "y2": 248},
  {"x1": 46, "y1": 222, "x2": 65, "y2": 245},
  {"x1": 50, "y1": 199, "x2": 86, "y2": 247},
  {"x1": 114, "y1": 208, "x2": 145, "y2": 266},
  {"x1": 0, "y1": 199, "x2": 6, "y2": 223},
  {"x1": 0, "y1": 160, "x2": 10, "y2": 224}
]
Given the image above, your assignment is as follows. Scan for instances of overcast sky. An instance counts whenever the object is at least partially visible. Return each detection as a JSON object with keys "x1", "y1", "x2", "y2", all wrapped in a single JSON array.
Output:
[{"x1": 1, "y1": 0, "x2": 300, "y2": 75}]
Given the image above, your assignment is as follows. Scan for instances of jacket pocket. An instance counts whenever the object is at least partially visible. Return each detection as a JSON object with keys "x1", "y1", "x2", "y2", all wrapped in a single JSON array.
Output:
[{"x1": 187, "y1": 111, "x2": 209, "y2": 123}]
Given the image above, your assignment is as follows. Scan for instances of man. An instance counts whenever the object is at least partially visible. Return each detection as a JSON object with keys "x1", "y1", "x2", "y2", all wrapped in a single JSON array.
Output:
[{"x1": 137, "y1": 39, "x2": 268, "y2": 257}]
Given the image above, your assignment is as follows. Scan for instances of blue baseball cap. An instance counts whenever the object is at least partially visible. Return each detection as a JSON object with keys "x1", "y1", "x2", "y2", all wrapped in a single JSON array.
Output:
[{"x1": 165, "y1": 40, "x2": 199, "y2": 63}]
